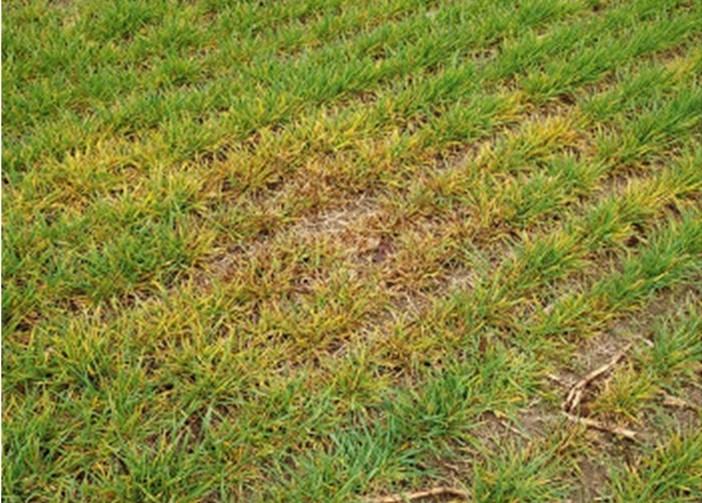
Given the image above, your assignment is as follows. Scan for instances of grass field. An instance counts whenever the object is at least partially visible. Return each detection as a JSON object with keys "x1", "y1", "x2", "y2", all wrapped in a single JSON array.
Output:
[{"x1": 3, "y1": 0, "x2": 702, "y2": 500}]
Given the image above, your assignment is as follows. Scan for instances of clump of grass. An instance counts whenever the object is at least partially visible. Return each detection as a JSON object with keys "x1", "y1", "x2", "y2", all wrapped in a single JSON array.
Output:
[
  {"x1": 609, "y1": 431, "x2": 702, "y2": 502},
  {"x1": 470, "y1": 435, "x2": 575, "y2": 502}
]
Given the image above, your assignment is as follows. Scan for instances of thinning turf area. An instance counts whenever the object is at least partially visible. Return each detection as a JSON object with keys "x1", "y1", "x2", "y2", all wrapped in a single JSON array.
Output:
[{"x1": 3, "y1": 0, "x2": 702, "y2": 501}]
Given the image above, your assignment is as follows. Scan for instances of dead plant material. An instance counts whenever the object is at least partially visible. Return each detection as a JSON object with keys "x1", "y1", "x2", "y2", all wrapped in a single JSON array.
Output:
[
  {"x1": 661, "y1": 392, "x2": 699, "y2": 411},
  {"x1": 563, "y1": 344, "x2": 631, "y2": 413},
  {"x1": 545, "y1": 373, "x2": 566, "y2": 386},
  {"x1": 562, "y1": 412, "x2": 638, "y2": 441},
  {"x1": 366, "y1": 486, "x2": 468, "y2": 503}
]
